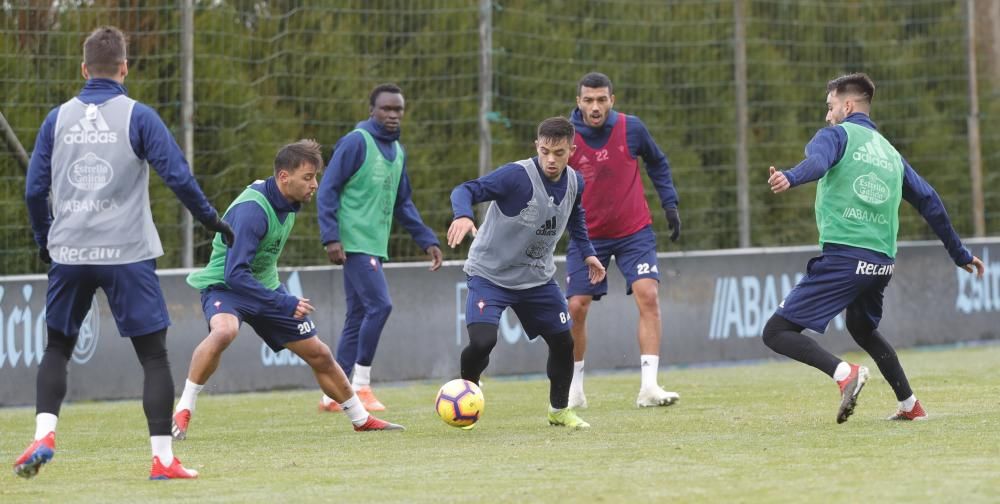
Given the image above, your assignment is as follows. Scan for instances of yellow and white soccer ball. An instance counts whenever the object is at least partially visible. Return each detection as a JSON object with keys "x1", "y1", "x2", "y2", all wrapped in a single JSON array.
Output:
[{"x1": 434, "y1": 379, "x2": 484, "y2": 428}]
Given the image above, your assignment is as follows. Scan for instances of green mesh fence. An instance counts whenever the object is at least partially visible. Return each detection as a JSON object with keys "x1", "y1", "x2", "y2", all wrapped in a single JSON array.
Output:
[{"x1": 2, "y1": 0, "x2": 996, "y2": 276}]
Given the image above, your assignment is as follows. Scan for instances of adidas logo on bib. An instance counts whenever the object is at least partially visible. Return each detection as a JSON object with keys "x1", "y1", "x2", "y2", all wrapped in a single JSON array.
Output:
[
  {"x1": 852, "y1": 139, "x2": 891, "y2": 170},
  {"x1": 63, "y1": 105, "x2": 118, "y2": 144},
  {"x1": 535, "y1": 216, "x2": 558, "y2": 236}
]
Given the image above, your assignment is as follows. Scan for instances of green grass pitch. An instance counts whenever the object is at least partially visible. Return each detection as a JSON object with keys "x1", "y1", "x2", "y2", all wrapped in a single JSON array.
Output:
[{"x1": 2, "y1": 344, "x2": 999, "y2": 502}]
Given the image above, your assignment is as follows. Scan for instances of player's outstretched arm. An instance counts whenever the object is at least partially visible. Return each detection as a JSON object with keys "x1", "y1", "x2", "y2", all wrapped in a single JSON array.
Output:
[
  {"x1": 25, "y1": 108, "x2": 58, "y2": 256},
  {"x1": 448, "y1": 174, "x2": 496, "y2": 249},
  {"x1": 223, "y1": 202, "x2": 299, "y2": 316},
  {"x1": 770, "y1": 128, "x2": 842, "y2": 194},
  {"x1": 393, "y1": 167, "x2": 441, "y2": 254},
  {"x1": 633, "y1": 116, "x2": 681, "y2": 224},
  {"x1": 900, "y1": 162, "x2": 975, "y2": 268},
  {"x1": 134, "y1": 105, "x2": 220, "y2": 224}
]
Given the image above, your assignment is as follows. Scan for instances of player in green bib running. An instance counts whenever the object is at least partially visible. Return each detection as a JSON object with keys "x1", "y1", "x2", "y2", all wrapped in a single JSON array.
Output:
[
  {"x1": 172, "y1": 140, "x2": 404, "y2": 442},
  {"x1": 764, "y1": 73, "x2": 985, "y2": 424}
]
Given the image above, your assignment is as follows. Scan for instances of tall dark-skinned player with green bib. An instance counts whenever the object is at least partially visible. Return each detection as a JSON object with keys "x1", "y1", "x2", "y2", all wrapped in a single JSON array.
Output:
[
  {"x1": 172, "y1": 140, "x2": 404, "y2": 443},
  {"x1": 316, "y1": 84, "x2": 443, "y2": 413},
  {"x1": 763, "y1": 73, "x2": 985, "y2": 424}
]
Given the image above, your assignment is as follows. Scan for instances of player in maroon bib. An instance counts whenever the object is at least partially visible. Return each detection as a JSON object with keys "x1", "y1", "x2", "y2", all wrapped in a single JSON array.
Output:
[
  {"x1": 570, "y1": 113, "x2": 652, "y2": 239},
  {"x1": 565, "y1": 72, "x2": 682, "y2": 409}
]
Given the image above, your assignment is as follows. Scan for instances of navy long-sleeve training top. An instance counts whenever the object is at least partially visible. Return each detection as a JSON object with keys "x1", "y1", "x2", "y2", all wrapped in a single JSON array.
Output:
[
  {"x1": 450, "y1": 157, "x2": 597, "y2": 259},
  {"x1": 316, "y1": 118, "x2": 439, "y2": 252},
  {"x1": 25, "y1": 78, "x2": 218, "y2": 249},
  {"x1": 781, "y1": 112, "x2": 972, "y2": 266},
  {"x1": 570, "y1": 108, "x2": 679, "y2": 209},
  {"x1": 219, "y1": 177, "x2": 300, "y2": 316}
]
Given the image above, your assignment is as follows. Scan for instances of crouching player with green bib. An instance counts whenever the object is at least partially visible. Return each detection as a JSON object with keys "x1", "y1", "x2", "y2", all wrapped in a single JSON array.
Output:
[
  {"x1": 447, "y1": 117, "x2": 607, "y2": 429},
  {"x1": 172, "y1": 140, "x2": 404, "y2": 441},
  {"x1": 764, "y1": 73, "x2": 986, "y2": 424}
]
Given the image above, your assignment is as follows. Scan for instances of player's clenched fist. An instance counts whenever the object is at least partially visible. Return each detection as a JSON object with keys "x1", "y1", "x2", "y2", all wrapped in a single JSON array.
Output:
[{"x1": 325, "y1": 241, "x2": 346, "y2": 265}]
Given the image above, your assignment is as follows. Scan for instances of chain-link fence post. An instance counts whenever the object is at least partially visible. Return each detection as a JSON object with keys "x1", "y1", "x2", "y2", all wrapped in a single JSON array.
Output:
[
  {"x1": 734, "y1": 0, "x2": 750, "y2": 247},
  {"x1": 966, "y1": 0, "x2": 986, "y2": 237},
  {"x1": 181, "y1": 0, "x2": 195, "y2": 267}
]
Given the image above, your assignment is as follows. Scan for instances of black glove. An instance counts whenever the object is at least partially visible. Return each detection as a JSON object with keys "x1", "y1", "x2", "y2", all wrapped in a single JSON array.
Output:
[
  {"x1": 38, "y1": 247, "x2": 51, "y2": 264},
  {"x1": 201, "y1": 216, "x2": 235, "y2": 248},
  {"x1": 665, "y1": 207, "x2": 681, "y2": 242}
]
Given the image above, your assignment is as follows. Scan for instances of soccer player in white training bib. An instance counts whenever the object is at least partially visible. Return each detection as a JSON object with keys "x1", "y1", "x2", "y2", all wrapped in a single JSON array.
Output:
[
  {"x1": 448, "y1": 117, "x2": 606, "y2": 429},
  {"x1": 19, "y1": 26, "x2": 234, "y2": 480}
]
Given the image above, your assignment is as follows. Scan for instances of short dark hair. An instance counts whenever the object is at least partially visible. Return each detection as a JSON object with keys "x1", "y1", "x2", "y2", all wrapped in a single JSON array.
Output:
[
  {"x1": 537, "y1": 117, "x2": 575, "y2": 144},
  {"x1": 274, "y1": 139, "x2": 322, "y2": 175},
  {"x1": 369, "y1": 83, "x2": 403, "y2": 107},
  {"x1": 827, "y1": 73, "x2": 875, "y2": 103},
  {"x1": 578, "y1": 72, "x2": 613, "y2": 94},
  {"x1": 84, "y1": 26, "x2": 127, "y2": 77}
]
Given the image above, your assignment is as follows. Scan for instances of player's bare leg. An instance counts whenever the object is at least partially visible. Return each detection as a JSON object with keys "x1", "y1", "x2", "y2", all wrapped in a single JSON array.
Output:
[
  {"x1": 188, "y1": 314, "x2": 240, "y2": 384},
  {"x1": 632, "y1": 278, "x2": 678, "y2": 407},
  {"x1": 568, "y1": 295, "x2": 592, "y2": 361},
  {"x1": 285, "y1": 336, "x2": 403, "y2": 431},
  {"x1": 286, "y1": 336, "x2": 354, "y2": 402},
  {"x1": 172, "y1": 313, "x2": 239, "y2": 440},
  {"x1": 567, "y1": 295, "x2": 592, "y2": 409}
]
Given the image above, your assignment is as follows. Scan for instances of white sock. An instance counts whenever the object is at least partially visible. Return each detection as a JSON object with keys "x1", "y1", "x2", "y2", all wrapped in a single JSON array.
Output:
[
  {"x1": 175, "y1": 379, "x2": 205, "y2": 413},
  {"x1": 321, "y1": 395, "x2": 337, "y2": 406},
  {"x1": 548, "y1": 405, "x2": 564, "y2": 414},
  {"x1": 570, "y1": 361, "x2": 585, "y2": 394},
  {"x1": 34, "y1": 413, "x2": 58, "y2": 440},
  {"x1": 640, "y1": 355, "x2": 659, "y2": 390},
  {"x1": 151, "y1": 435, "x2": 174, "y2": 462},
  {"x1": 900, "y1": 394, "x2": 917, "y2": 412},
  {"x1": 341, "y1": 394, "x2": 370, "y2": 425},
  {"x1": 352, "y1": 364, "x2": 372, "y2": 390},
  {"x1": 832, "y1": 362, "x2": 851, "y2": 382}
]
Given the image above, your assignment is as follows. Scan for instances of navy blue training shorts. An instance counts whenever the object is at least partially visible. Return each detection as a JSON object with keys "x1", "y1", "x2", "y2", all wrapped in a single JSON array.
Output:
[
  {"x1": 464, "y1": 276, "x2": 571, "y2": 338},
  {"x1": 565, "y1": 224, "x2": 659, "y2": 299},
  {"x1": 776, "y1": 254, "x2": 893, "y2": 334},
  {"x1": 46, "y1": 259, "x2": 170, "y2": 338},
  {"x1": 200, "y1": 286, "x2": 317, "y2": 351}
]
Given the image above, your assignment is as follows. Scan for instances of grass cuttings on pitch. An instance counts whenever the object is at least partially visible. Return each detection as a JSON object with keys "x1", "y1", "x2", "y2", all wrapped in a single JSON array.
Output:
[{"x1": 2, "y1": 344, "x2": 999, "y2": 503}]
